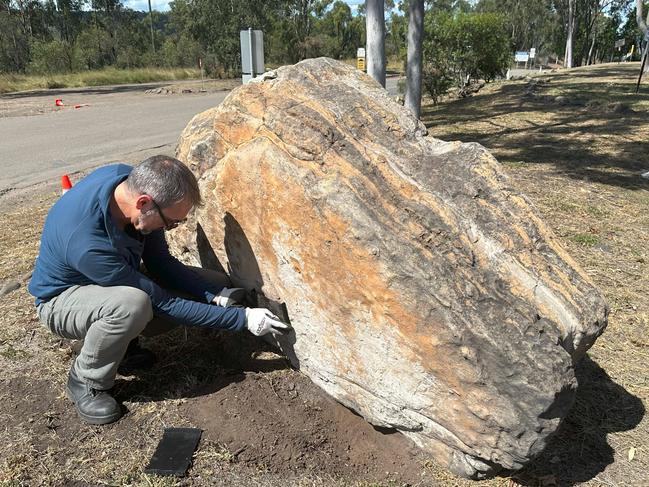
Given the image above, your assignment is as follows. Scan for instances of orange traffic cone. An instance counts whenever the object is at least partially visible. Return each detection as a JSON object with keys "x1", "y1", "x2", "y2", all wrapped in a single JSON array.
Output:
[
  {"x1": 61, "y1": 175, "x2": 72, "y2": 195},
  {"x1": 55, "y1": 99, "x2": 64, "y2": 107}
]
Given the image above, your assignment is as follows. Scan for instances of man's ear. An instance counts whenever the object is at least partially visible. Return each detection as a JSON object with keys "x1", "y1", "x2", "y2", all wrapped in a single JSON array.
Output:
[{"x1": 135, "y1": 194, "x2": 150, "y2": 211}]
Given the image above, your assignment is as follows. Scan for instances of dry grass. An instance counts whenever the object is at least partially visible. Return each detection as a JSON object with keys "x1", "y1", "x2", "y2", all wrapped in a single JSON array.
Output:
[
  {"x1": 0, "y1": 63, "x2": 647, "y2": 486},
  {"x1": 0, "y1": 67, "x2": 202, "y2": 94},
  {"x1": 421, "y1": 62, "x2": 649, "y2": 486}
]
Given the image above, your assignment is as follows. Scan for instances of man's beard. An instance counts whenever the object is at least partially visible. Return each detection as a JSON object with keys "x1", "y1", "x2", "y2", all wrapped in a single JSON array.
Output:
[{"x1": 136, "y1": 214, "x2": 152, "y2": 235}]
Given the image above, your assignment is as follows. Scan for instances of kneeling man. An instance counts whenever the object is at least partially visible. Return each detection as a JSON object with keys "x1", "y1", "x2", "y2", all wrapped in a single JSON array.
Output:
[{"x1": 29, "y1": 155, "x2": 289, "y2": 425}]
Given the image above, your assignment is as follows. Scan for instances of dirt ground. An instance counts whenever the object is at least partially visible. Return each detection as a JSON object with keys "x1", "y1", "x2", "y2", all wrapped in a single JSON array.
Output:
[
  {"x1": 0, "y1": 63, "x2": 647, "y2": 486},
  {"x1": 0, "y1": 78, "x2": 239, "y2": 119}
]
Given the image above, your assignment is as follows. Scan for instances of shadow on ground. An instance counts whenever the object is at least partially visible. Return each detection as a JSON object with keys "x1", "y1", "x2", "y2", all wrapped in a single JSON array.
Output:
[
  {"x1": 509, "y1": 355, "x2": 645, "y2": 486},
  {"x1": 114, "y1": 328, "x2": 289, "y2": 403},
  {"x1": 422, "y1": 65, "x2": 649, "y2": 191}
]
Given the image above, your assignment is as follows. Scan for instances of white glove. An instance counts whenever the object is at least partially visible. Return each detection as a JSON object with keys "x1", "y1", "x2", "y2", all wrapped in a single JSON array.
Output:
[
  {"x1": 245, "y1": 308, "x2": 291, "y2": 336},
  {"x1": 212, "y1": 287, "x2": 246, "y2": 307}
]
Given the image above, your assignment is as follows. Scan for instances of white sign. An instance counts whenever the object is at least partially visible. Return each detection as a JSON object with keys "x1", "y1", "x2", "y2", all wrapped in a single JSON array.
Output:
[
  {"x1": 515, "y1": 51, "x2": 529, "y2": 63},
  {"x1": 357, "y1": 47, "x2": 366, "y2": 58},
  {"x1": 529, "y1": 48, "x2": 536, "y2": 59}
]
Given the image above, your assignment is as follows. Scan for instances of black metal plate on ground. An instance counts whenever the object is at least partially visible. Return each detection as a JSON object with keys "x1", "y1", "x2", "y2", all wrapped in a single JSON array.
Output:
[{"x1": 144, "y1": 427, "x2": 202, "y2": 477}]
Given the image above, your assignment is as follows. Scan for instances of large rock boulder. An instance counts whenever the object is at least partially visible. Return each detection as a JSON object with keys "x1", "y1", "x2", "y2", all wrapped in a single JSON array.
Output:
[{"x1": 168, "y1": 58, "x2": 608, "y2": 479}]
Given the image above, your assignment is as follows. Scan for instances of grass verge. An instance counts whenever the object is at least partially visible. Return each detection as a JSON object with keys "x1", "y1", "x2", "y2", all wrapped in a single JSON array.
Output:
[{"x1": 0, "y1": 67, "x2": 201, "y2": 94}]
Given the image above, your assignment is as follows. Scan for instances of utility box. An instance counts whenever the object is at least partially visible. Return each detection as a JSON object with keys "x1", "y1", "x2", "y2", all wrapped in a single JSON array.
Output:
[{"x1": 240, "y1": 29, "x2": 264, "y2": 84}]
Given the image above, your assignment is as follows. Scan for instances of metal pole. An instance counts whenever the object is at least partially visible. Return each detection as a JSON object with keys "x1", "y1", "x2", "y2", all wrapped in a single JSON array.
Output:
[
  {"x1": 148, "y1": 0, "x2": 155, "y2": 54},
  {"x1": 637, "y1": 33, "x2": 649, "y2": 94},
  {"x1": 248, "y1": 27, "x2": 255, "y2": 79},
  {"x1": 636, "y1": 46, "x2": 648, "y2": 93}
]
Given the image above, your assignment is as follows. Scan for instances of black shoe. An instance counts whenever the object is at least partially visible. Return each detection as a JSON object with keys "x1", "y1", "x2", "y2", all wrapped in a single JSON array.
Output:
[
  {"x1": 117, "y1": 337, "x2": 157, "y2": 375},
  {"x1": 66, "y1": 366, "x2": 122, "y2": 425}
]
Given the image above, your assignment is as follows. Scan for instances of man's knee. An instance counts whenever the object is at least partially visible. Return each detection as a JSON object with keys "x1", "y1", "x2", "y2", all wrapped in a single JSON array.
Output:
[{"x1": 111, "y1": 287, "x2": 153, "y2": 334}]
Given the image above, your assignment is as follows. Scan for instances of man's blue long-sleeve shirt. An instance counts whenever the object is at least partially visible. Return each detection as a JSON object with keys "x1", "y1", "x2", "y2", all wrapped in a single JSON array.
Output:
[{"x1": 28, "y1": 164, "x2": 246, "y2": 332}]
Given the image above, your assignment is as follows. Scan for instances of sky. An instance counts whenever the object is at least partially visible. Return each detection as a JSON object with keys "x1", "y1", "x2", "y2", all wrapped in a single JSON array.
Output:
[{"x1": 123, "y1": 0, "x2": 365, "y2": 14}]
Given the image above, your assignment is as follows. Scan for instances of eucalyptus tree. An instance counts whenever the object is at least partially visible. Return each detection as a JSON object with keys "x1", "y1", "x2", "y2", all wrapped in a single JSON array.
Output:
[
  {"x1": 565, "y1": 0, "x2": 575, "y2": 66},
  {"x1": 637, "y1": 0, "x2": 648, "y2": 67},
  {"x1": 366, "y1": 0, "x2": 386, "y2": 86},
  {"x1": 405, "y1": 0, "x2": 424, "y2": 117}
]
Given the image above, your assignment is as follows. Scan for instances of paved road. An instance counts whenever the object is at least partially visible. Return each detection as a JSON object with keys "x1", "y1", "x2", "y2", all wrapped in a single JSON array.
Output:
[
  {"x1": 0, "y1": 89, "x2": 230, "y2": 194},
  {"x1": 0, "y1": 75, "x2": 399, "y2": 197}
]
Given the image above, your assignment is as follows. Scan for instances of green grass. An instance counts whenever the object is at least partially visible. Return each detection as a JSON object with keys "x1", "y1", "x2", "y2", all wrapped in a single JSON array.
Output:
[
  {"x1": 0, "y1": 345, "x2": 29, "y2": 360},
  {"x1": 570, "y1": 233, "x2": 600, "y2": 246},
  {"x1": 501, "y1": 160, "x2": 528, "y2": 169},
  {"x1": 0, "y1": 67, "x2": 201, "y2": 94}
]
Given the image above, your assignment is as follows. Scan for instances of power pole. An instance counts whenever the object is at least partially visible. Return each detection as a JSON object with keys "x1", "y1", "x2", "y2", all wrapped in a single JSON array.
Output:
[
  {"x1": 148, "y1": 0, "x2": 155, "y2": 54},
  {"x1": 405, "y1": 0, "x2": 424, "y2": 118},
  {"x1": 366, "y1": 0, "x2": 386, "y2": 87}
]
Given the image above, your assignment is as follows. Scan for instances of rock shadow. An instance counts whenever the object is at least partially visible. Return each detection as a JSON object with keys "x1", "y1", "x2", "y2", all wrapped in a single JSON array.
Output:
[
  {"x1": 116, "y1": 326, "x2": 291, "y2": 404},
  {"x1": 222, "y1": 212, "x2": 300, "y2": 369},
  {"x1": 509, "y1": 354, "x2": 645, "y2": 486}
]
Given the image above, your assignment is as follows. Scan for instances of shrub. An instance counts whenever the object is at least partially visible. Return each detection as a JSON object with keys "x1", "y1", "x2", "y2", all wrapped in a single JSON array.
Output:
[
  {"x1": 422, "y1": 12, "x2": 510, "y2": 102},
  {"x1": 28, "y1": 40, "x2": 82, "y2": 74}
]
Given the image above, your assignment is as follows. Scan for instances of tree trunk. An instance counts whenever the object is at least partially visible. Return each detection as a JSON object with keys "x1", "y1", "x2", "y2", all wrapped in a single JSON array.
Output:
[
  {"x1": 405, "y1": 0, "x2": 424, "y2": 119},
  {"x1": 587, "y1": 32, "x2": 596, "y2": 65},
  {"x1": 366, "y1": 0, "x2": 385, "y2": 87},
  {"x1": 637, "y1": 0, "x2": 649, "y2": 73},
  {"x1": 565, "y1": 0, "x2": 574, "y2": 68}
]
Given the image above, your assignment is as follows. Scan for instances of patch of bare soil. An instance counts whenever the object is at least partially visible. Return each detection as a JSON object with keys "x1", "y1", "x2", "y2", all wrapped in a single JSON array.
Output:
[{"x1": 180, "y1": 349, "x2": 425, "y2": 484}]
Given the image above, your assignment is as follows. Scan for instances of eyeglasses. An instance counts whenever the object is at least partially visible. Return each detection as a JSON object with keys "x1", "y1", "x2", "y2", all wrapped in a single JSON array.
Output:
[{"x1": 149, "y1": 198, "x2": 185, "y2": 230}]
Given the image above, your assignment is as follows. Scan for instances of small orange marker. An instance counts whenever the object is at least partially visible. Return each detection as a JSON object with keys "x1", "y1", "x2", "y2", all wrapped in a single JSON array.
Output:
[{"x1": 61, "y1": 175, "x2": 72, "y2": 195}]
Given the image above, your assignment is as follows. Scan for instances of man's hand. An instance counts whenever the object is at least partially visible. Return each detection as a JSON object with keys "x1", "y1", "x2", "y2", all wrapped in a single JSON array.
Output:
[
  {"x1": 245, "y1": 308, "x2": 291, "y2": 336},
  {"x1": 212, "y1": 287, "x2": 246, "y2": 307}
]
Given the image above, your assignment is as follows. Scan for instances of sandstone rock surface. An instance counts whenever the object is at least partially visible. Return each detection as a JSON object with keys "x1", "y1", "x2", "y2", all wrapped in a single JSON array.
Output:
[{"x1": 169, "y1": 58, "x2": 608, "y2": 479}]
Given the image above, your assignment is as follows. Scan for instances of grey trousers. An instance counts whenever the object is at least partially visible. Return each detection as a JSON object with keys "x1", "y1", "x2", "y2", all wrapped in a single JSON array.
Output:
[{"x1": 36, "y1": 267, "x2": 230, "y2": 390}]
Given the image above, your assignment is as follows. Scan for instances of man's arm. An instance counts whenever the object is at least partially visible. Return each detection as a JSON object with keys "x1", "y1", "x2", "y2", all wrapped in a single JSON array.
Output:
[
  {"x1": 70, "y1": 246, "x2": 246, "y2": 331},
  {"x1": 142, "y1": 230, "x2": 223, "y2": 302}
]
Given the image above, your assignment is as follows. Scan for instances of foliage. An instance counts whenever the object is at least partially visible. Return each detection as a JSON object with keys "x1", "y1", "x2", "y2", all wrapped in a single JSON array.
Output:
[
  {"x1": 28, "y1": 39, "x2": 81, "y2": 74},
  {"x1": 422, "y1": 11, "x2": 510, "y2": 101},
  {"x1": 0, "y1": 0, "x2": 643, "y2": 83}
]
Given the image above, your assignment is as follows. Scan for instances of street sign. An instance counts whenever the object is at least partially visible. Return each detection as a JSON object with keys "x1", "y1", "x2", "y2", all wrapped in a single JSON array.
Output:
[
  {"x1": 615, "y1": 39, "x2": 625, "y2": 49},
  {"x1": 529, "y1": 48, "x2": 536, "y2": 59},
  {"x1": 240, "y1": 29, "x2": 264, "y2": 84},
  {"x1": 357, "y1": 47, "x2": 366, "y2": 71},
  {"x1": 515, "y1": 51, "x2": 529, "y2": 63}
]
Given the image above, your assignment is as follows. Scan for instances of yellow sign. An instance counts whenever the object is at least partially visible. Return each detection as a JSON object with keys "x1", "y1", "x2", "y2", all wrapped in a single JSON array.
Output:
[{"x1": 357, "y1": 57, "x2": 365, "y2": 71}]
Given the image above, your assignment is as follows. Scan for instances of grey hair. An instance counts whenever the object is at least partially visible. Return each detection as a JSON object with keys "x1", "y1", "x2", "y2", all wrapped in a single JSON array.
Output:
[{"x1": 126, "y1": 155, "x2": 203, "y2": 208}]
